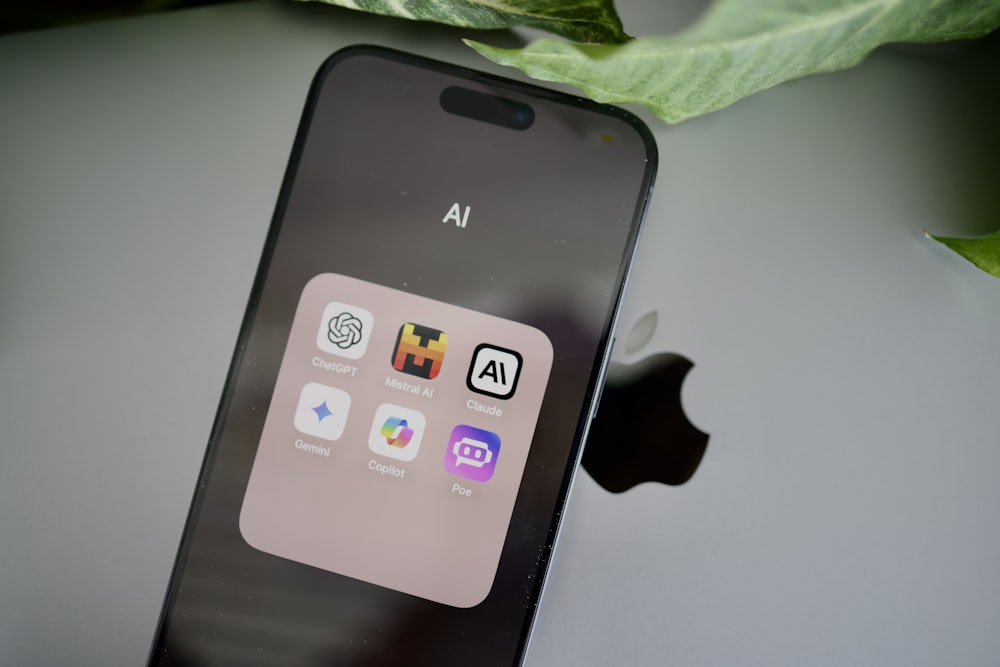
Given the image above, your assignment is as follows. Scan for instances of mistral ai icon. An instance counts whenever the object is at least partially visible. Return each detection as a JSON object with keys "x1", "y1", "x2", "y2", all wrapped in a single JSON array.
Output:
[
  {"x1": 317, "y1": 302, "x2": 373, "y2": 360},
  {"x1": 392, "y1": 323, "x2": 448, "y2": 379}
]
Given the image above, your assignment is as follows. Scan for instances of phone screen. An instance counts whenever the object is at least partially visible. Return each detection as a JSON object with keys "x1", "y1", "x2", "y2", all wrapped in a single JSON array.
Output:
[{"x1": 150, "y1": 47, "x2": 656, "y2": 665}]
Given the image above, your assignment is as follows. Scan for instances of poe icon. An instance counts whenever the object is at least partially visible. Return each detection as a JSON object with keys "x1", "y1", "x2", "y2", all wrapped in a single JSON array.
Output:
[{"x1": 444, "y1": 425, "x2": 500, "y2": 483}]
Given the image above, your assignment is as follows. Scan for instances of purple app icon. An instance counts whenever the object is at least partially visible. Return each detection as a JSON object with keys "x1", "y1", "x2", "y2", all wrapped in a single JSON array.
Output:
[{"x1": 444, "y1": 425, "x2": 501, "y2": 483}]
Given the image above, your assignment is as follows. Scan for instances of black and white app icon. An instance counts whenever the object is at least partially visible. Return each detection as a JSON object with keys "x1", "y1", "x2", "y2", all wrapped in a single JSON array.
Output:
[
  {"x1": 316, "y1": 301, "x2": 373, "y2": 360},
  {"x1": 467, "y1": 344, "x2": 522, "y2": 400}
]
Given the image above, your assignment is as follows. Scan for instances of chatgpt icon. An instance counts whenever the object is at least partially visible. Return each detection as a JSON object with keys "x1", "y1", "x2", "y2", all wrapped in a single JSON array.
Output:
[{"x1": 317, "y1": 302, "x2": 374, "y2": 360}]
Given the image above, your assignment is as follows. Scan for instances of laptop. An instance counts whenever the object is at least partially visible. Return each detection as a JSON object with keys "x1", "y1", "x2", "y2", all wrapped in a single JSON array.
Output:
[{"x1": 1, "y1": 2, "x2": 997, "y2": 664}]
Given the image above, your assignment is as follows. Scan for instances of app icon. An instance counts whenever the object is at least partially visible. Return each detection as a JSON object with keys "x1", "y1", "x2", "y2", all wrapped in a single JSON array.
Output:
[
  {"x1": 316, "y1": 302, "x2": 373, "y2": 360},
  {"x1": 368, "y1": 403, "x2": 426, "y2": 462},
  {"x1": 391, "y1": 323, "x2": 447, "y2": 379},
  {"x1": 467, "y1": 344, "x2": 523, "y2": 400},
  {"x1": 444, "y1": 425, "x2": 501, "y2": 483},
  {"x1": 294, "y1": 382, "x2": 351, "y2": 441}
]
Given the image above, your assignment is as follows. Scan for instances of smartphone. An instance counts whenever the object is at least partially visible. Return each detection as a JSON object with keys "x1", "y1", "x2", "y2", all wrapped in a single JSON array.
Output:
[{"x1": 148, "y1": 45, "x2": 656, "y2": 666}]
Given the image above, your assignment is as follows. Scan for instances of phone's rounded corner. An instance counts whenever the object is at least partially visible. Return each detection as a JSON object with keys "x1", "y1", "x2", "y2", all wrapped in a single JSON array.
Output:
[
  {"x1": 620, "y1": 109, "x2": 659, "y2": 173},
  {"x1": 310, "y1": 45, "x2": 380, "y2": 96},
  {"x1": 591, "y1": 101, "x2": 658, "y2": 170},
  {"x1": 314, "y1": 44, "x2": 401, "y2": 84},
  {"x1": 318, "y1": 44, "x2": 377, "y2": 68}
]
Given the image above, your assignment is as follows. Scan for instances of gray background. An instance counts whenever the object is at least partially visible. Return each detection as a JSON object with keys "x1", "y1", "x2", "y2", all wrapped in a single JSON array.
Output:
[{"x1": 2, "y1": 1, "x2": 999, "y2": 664}]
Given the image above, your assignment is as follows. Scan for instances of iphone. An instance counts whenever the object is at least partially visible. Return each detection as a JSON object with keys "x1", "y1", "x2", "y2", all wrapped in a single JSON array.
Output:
[{"x1": 148, "y1": 45, "x2": 656, "y2": 666}]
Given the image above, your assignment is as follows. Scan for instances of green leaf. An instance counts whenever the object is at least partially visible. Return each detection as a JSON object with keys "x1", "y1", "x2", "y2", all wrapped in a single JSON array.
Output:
[
  {"x1": 927, "y1": 230, "x2": 1000, "y2": 279},
  {"x1": 300, "y1": 0, "x2": 629, "y2": 44},
  {"x1": 467, "y1": 0, "x2": 1000, "y2": 123}
]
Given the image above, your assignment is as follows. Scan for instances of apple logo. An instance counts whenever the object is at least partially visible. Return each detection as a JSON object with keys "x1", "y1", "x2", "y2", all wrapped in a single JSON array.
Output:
[{"x1": 582, "y1": 312, "x2": 708, "y2": 492}]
